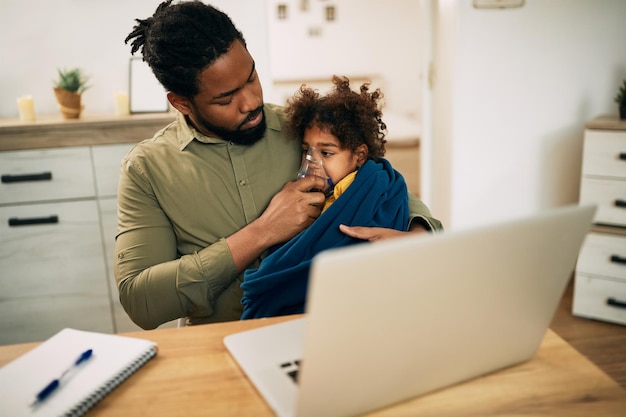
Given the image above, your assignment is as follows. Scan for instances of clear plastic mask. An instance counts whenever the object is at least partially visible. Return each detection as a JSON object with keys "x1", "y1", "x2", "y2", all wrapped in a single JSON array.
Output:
[{"x1": 297, "y1": 147, "x2": 334, "y2": 197}]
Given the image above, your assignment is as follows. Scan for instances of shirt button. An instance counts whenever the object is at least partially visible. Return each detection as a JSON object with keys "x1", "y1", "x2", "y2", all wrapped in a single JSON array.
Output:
[{"x1": 239, "y1": 179, "x2": 247, "y2": 186}]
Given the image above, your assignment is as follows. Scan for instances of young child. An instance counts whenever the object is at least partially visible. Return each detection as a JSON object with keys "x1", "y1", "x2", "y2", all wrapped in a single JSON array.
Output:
[
  {"x1": 241, "y1": 76, "x2": 410, "y2": 319},
  {"x1": 290, "y1": 75, "x2": 388, "y2": 212}
]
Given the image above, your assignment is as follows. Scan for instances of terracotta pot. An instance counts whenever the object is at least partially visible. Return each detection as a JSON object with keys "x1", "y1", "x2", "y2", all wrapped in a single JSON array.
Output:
[{"x1": 53, "y1": 87, "x2": 83, "y2": 119}]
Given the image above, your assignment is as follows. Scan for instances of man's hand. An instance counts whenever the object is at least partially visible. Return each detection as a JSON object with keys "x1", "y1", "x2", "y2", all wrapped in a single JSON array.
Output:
[
  {"x1": 226, "y1": 175, "x2": 327, "y2": 272},
  {"x1": 259, "y1": 176, "x2": 327, "y2": 243},
  {"x1": 339, "y1": 223, "x2": 429, "y2": 242}
]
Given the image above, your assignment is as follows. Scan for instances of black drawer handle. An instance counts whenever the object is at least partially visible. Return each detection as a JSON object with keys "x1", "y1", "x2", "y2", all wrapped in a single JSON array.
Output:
[
  {"x1": 607, "y1": 297, "x2": 626, "y2": 309},
  {"x1": 1, "y1": 172, "x2": 52, "y2": 183},
  {"x1": 8, "y1": 215, "x2": 59, "y2": 227},
  {"x1": 619, "y1": 153, "x2": 626, "y2": 161},
  {"x1": 610, "y1": 254, "x2": 626, "y2": 264},
  {"x1": 614, "y1": 199, "x2": 626, "y2": 208}
]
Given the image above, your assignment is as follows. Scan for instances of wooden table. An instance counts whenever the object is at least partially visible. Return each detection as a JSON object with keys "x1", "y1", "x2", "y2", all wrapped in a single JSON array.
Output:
[{"x1": 1, "y1": 315, "x2": 625, "y2": 417}]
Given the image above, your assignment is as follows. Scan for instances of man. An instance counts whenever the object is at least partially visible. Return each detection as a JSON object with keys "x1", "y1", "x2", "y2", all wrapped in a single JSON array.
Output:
[{"x1": 118, "y1": 0, "x2": 442, "y2": 329}]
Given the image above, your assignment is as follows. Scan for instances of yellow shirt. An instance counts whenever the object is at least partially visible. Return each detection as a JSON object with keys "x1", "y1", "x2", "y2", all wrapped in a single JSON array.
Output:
[{"x1": 322, "y1": 170, "x2": 357, "y2": 212}]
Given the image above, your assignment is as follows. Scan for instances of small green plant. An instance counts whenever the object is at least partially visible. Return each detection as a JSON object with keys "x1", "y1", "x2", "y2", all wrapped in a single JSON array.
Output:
[
  {"x1": 615, "y1": 80, "x2": 626, "y2": 107},
  {"x1": 54, "y1": 68, "x2": 89, "y2": 94}
]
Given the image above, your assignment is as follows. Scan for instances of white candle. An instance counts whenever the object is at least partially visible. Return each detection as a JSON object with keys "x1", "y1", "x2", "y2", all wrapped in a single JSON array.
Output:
[
  {"x1": 17, "y1": 95, "x2": 36, "y2": 122},
  {"x1": 114, "y1": 91, "x2": 130, "y2": 116}
]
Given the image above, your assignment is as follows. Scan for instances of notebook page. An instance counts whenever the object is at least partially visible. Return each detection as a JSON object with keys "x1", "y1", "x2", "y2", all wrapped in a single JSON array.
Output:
[{"x1": 0, "y1": 328, "x2": 157, "y2": 417}]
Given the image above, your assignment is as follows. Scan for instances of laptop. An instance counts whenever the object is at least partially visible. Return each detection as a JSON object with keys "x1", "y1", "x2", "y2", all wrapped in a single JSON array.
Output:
[{"x1": 224, "y1": 204, "x2": 596, "y2": 417}]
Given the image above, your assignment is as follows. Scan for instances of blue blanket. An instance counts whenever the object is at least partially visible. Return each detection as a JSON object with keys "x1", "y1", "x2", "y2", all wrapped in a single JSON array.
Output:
[{"x1": 240, "y1": 158, "x2": 409, "y2": 319}]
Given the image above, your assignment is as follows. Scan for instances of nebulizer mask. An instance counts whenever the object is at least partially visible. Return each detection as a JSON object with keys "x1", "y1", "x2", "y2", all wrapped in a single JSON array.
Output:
[{"x1": 297, "y1": 147, "x2": 334, "y2": 197}]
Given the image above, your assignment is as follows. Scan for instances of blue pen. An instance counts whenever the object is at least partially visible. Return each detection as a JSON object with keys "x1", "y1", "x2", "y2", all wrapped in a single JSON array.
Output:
[{"x1": 31, "y1": 349, "x2": 94, "y2": 407}]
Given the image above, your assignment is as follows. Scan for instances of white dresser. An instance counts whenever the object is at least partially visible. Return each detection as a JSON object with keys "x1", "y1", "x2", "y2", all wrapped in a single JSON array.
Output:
[
  {"x1": 0, "y1": 113, "x2": 176, "y2": 344},
  {"x1": 575, "y1": 115, "x2": 626, "y2": 326}
]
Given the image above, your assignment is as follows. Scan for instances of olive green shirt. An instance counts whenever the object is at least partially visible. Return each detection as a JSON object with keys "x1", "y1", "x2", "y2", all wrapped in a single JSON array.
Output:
[{"x1": 114, "y1": 104, "x2": 442, "y2": 329}]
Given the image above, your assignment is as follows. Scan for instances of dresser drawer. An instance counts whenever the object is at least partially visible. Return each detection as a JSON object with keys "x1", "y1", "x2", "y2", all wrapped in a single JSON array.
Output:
[
  {"x1": 573, "y1": 274, "x2": 626, "y2": 325},
  {"x1": 576, "y1": 232, "x2": 626, "y2": 280},
  {"x1": 582, "y1": 130, "x2": 626, "y2": 179},
  {"x1": 580, "y1": 178, "x2": 626, "y2": 226},
  {"x1": 0, "y1": 200, "x2": 109, "y2": 299},
  {"x1": 0, "y1": 147, "x2": 95, "y2": 205}
]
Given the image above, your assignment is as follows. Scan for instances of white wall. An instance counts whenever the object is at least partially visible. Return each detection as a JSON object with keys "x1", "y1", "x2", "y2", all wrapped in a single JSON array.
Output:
[
  {"x1": 265, "y1": 0, "x2": 423, "y2": 117},
  {"x1": 0, "y1": 0, "x2": 270, "y2": 118},
  {"x1": 428, "y1": 0, "x2": 626, "y2": 230},
  {"x1": 1, "y1": 0, "x2": 420, "y2": 120}
]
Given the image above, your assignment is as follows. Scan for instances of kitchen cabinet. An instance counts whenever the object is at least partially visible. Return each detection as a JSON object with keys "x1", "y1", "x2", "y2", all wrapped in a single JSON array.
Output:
[
  {"x1": 575, "y1": 115, "x2": 626, "y2": 326},
  {"x1": 0, "y1": 113, "x2": 176, "y2": 344}
]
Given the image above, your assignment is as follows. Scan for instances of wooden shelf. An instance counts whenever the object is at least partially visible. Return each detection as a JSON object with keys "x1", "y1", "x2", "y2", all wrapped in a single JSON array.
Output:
[{"x1": 0, "y1": 112, "x2": 175, "y2": 151}]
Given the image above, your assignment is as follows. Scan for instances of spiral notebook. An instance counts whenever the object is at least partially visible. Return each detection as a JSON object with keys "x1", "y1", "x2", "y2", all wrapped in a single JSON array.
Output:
[{"x1": 0, "y1": 328, "x2": 157, "y2": 417}]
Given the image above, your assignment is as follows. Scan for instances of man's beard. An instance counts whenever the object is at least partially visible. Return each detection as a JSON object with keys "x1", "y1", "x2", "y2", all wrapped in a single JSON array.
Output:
[{"x1": 194, "y1": 106, "x2": 267, "y2": 146}]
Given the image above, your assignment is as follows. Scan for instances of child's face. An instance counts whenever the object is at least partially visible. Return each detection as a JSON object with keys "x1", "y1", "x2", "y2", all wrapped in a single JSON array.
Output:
[{"x1": 302, "y1": 125, "x2": 367, "y2": 186}]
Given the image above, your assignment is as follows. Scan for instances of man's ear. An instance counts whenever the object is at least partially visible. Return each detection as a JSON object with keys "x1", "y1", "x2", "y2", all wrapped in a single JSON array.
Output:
[{"x1": 167, "y1": 92, "x2": 193, "y2": 115}]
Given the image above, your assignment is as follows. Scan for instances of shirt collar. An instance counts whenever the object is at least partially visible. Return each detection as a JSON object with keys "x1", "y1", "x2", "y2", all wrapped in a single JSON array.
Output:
[{"x1": 174, "y1": 104, "x2": 284, "y2": 151}]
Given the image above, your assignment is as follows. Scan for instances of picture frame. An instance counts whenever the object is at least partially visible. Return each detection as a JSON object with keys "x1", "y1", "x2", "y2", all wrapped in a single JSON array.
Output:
[{"x1": 129, "y1": 57, "x2": 169, "y2": 113}]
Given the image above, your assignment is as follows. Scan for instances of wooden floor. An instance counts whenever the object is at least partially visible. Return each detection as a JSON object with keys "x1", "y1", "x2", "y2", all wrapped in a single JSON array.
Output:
[{"x1": 550, "y1": 278, "x2": 626, "y2": 389}]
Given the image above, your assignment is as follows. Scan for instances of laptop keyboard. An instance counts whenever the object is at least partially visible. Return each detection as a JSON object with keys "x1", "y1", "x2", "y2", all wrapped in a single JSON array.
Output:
[{"x1": 279, "y1": 359, "x2": 301, "y2": 383}]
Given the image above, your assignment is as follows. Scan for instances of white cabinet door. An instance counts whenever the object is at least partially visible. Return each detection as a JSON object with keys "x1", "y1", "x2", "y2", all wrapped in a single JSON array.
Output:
[{"x1": 0, "y1": 200, "x2": 113, "y2": 344}]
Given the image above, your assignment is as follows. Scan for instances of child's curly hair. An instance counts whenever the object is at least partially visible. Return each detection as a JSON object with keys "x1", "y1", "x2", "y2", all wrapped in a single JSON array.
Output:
[{"x1": 285, "y1": 75, "x2": 387, "y2": 160}]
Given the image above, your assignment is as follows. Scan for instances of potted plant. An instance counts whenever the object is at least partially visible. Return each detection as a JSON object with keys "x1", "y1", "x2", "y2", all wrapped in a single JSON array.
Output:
[
  {"x1": 53, "y1": 68, "x2": 89, "y2": 119},
  {"x1": 616, "y1": 79, "x2": 626, "y2": 120}
]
